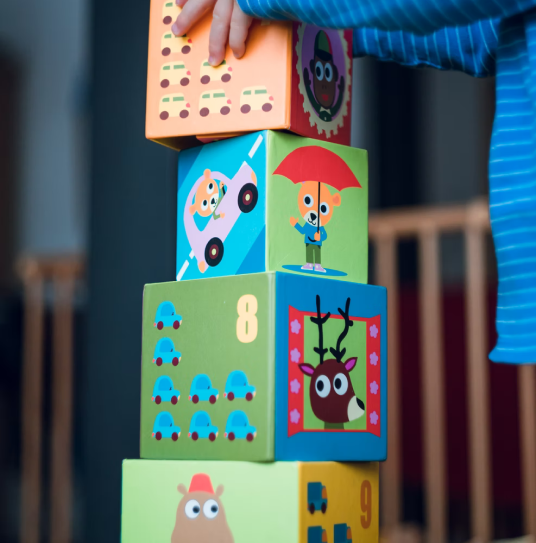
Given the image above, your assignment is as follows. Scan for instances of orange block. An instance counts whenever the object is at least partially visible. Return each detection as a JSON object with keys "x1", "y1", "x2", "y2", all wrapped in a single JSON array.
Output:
[{"x1": 147, "y1": 1, "x2": 353, "y2": 150}]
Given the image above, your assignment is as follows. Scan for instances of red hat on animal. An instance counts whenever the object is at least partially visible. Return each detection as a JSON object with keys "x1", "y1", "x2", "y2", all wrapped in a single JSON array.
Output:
[{"x1": 188, "y1": 473, "x2": 214, "y2": 494}]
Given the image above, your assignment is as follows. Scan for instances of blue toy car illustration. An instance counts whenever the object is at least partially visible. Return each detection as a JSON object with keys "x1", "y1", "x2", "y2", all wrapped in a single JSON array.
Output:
[
  {"x1": 188, "y1": 411, "x2": 219, "y2": 442},
  {"x1": 152, "y1": 376, "x2": 180, "y2": 405},
  {"x1": 307, "y1": 482, "x2": 328, "y2": 514},
  {"x1": 152, "y1": 411, "x2": 181, "y2": 441},
  {"x1": 189, "y1": 374, "x2": 219, "y2": 404},
  {"x1": 224, "y1": 370, "x2": 256, "y2": 401},
  {"x1": 224, "y1": 410, "x2": 256, "y2": 442},
  {"x1": 154, "y1": 301, "x2": 182, "y2": 330},
  {"x1": 334, "y1": 524, "x2": 352, "y2": 543},
  {"x1": 153, "y1": 337, "x2": 182, "y2": 366},
  {"x1": 307, "y1": 526, "x2": 327, "y2": 543}
]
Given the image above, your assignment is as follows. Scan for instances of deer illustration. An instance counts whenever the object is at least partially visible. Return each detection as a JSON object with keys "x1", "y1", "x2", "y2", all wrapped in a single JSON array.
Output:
[{"x1": 299, "y1": 295, "x2": 365, "y2": 429}]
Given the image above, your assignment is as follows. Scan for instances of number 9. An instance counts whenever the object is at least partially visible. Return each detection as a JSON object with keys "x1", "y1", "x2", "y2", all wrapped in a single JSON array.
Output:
[
  {"x1": 360, "y1": 480, "x2": 372, "y2": 529},
  {"x1": 236, "y1": 295, "x2": 258, "y2": 343}
]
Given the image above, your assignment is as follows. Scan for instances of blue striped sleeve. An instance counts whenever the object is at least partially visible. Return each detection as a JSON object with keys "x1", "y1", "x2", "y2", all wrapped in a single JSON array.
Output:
[
  {"x1": 237, "y1": 0, "x2": 536, "y2": 35},
  {"x1": 353, "y1": 20, "x2": 498, "y2": 77}
]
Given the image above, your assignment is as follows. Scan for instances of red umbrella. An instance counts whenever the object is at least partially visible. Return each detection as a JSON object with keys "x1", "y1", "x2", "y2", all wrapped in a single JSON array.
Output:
[{"x1": 273, "y1": 146, "x2": 361, "y2": 233}]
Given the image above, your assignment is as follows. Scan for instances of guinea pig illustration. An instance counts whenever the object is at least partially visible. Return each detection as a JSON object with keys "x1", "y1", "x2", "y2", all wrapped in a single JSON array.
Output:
[{"x1": 171, "y1": 473, "x2": 234, "y2": 543}]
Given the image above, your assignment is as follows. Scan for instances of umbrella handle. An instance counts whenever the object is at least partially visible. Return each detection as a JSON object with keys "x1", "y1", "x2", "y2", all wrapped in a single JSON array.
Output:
[{"x1": 317, "y1": 182, "x2": 321, "y2": 234}]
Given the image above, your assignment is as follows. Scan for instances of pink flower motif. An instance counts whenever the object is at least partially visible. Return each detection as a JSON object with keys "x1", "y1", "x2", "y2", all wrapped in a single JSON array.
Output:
[
  {"x1": 370, "y1": 381, "x2": 379, "y2": 394},
  {"x1": 290, "y1": 409, "x2": 301, "y2": 424},
  {"x1": 370, "y1": 411, "x2": 379, "y2": 425},
  {"x1": 369, "y1": 352, "x2": 378, "y2": 366},
  {"x1": 290, "y1": 379, "x2": 301, "y2": 394},
  {"x1": 290, "y1": 319, "x2": 301, "y2": 334},
  {"x1": 290, "y1": 348, "x2": 301, "y2": 363},
  {"x1": 370, "y1": 324, "x2": 378, "y2": 338}
]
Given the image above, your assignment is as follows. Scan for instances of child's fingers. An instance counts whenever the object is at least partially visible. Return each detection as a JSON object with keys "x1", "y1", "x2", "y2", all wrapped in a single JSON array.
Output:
[
  {"x1": 175, "y1": 0, "x2": 188, "y2": 8},
  {"x1": 208, "y1": 0, "x2": 233, "y2": 66},
  {"x1": 172, "y1": 0, "x2": 214, "y2": 36},
  {"x1": 229, "y1": 1, "x2": 252, "y2": 59}
]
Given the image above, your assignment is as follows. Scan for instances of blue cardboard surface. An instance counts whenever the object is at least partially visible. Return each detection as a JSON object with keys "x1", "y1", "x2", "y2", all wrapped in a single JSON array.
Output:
[{"x1": 274, "y1": 272, "x2": 387, "y2": 461}]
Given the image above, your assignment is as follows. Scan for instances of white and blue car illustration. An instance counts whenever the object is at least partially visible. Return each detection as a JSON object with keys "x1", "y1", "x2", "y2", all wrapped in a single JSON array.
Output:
[
  {"x1": 224, "y1": 370, "x2": 256, "y2": 401},
  {"x1": 152, "y1": 411, "x2": 181, "y2": 441},
  {"x1": 153, "y1": 337, "x2": 182, "y2": 366},
  {"x1": 152, "y1": 376, "x2": 180, "y2": 405},
  {"x1": 224, "y1": 410, "x2": 257, "y2": 442},
  {"x1": 189, "y1": 374, "x2": 219, "y2": 404},
  {"x1": 188, "y1": 411, "x2": 219, "y2": 442},
  {"x1": 154, "y1": 301, "x2": 183, "y2": 330}
]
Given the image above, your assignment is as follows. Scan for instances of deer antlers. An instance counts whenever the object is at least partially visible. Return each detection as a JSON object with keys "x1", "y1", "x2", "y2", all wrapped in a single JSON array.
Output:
[
  {"x1": 330, "y1": 298, "x2": 353, "y2": 363},
  {"x1": 311, "y1": 295, "x2": 330, "y2": 364},
  {"x1": 311, "y1": 296, "x2": 353, "y2": 364}
]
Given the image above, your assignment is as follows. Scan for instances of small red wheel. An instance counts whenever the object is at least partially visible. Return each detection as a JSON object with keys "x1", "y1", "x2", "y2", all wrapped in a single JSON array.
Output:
[
  {"x1": 173, "y1": 320, "x2": 180, "y2": 330},
  {"x1": 171, "y1": 396, "x2": 178, "y2": 405},
  {"x1": 172, "y1": 432, "x2": 179, "y2": 441},
  {"x1": 228, "y1": 432, "x2": 235, "y2": 441},
  {"x1": 209, "y1": 432, "x2": 216, "y2": 442},
  {"x1": 157, "y1": 322, "x2": 164, "y2": 330},
  {"x1": 192, "y1": 432, "x2": 198, "y2": 441},
  {"x1": 156, "y1": 357, "x2": 163, "y2": 367},
  {"x1": 155, "y1": 396, "x2": 162, "y2": 405},
  {"x1": 246, "y1": 433, "x2": 254, "y2": 442},
  {"x1": 155, "y1": 432, "x2": 162, "y2": 441},
  {"x1": 246, "y1": 392, "x2": 253, "y2": 401},
  {"x1": 172, "y1": 357, "x2": 179, "y2": 366},
  {"x1": 192, "y1": 395, "x2": 199, "y2": 404},
  {"x1": 209, "y1": 395, "x2": 217, "y2": 404},
  {"x1": 227, "y1": 392, "x2": 234, "y2": 401}
]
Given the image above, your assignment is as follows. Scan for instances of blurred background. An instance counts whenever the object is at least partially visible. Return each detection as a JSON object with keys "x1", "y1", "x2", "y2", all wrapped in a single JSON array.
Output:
[{"x1": 1, "y1": 1, "x2": 532, "y2": 543}]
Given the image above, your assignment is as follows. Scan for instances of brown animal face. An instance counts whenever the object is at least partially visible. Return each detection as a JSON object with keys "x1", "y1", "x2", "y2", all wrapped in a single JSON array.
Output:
[
  {"x1": 297, "y1": 181, "x2": 341, "y2": 228},
  {"x1": 189, "y1": 169, "x2": 220, "y2": 218},
  {"x1": 298, "y1": 296, "x2": 365, "y2": 425},
  {"x1": 171, "y1": 483, "x2": 234, "y2": 543},
  {"x1": 310, "y1": 55, "x2": 338, "y2": 109},
  {"x1": 299, "y1": 357, "x2": 364, "y2": 423}
]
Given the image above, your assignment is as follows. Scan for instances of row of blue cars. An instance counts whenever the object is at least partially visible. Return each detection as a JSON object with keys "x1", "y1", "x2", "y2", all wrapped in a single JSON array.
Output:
[
  {"x1": 308, "y1": 525, "x2": 352, "y2": 543},
  {"x1": 151, "y1": 410, "x2": 257, "y2": 442},
  {"x1": 151, "y1": 371, "x2": 256, "y2": 405}
]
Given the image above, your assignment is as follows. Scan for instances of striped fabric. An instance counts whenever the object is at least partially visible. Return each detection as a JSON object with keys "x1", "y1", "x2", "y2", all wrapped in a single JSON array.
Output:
[{"x1": 238, "y1": 0, "x2": 536, "y2": 364}]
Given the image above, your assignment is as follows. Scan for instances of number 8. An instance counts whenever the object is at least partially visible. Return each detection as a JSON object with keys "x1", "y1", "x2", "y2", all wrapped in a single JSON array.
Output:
[{"x1": 236, "y1": 295, "x2": 258, "y2": 343}]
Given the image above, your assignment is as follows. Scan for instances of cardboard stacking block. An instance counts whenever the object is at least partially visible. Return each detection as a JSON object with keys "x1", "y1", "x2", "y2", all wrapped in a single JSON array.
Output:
[
  {"x1": 147, "y1": 1, "x2": 353, "y2": 149},
  {"x1": 141, "y1": 272, "x2": 387, "y2": 462},
  {"x1": 122, "y1": 460, "x2": 379, "y2": 543},
  {"x1": 176, "y1": 131, "x2": 368, "y2": 284}
]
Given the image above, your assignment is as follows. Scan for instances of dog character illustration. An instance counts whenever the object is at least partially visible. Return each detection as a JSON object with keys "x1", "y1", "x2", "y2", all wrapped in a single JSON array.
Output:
[
  {"x1": 290, "y1": 182, "x2": 341, "y2": 273},
  {"x1": 303, "y1": 30, "x2": 345, "y2": 123},
  {"x1": 299, "y1": 296, "x2": 365, "y2": 429},
  {"x1": 189, "y1": 169, "x2": 227, "y2": 220},
  {"x1": 171, "y1": 473, "x2": 234, "y2": 543}
]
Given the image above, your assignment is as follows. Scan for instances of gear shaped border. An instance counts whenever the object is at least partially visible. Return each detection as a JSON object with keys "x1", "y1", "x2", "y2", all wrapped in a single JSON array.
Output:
[{"x1": 295, "y1": 24, "x2": 351, "y2": 139}]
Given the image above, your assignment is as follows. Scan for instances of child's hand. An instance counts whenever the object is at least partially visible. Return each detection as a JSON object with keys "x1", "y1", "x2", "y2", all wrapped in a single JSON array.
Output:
[
  {"x1": 172, "y1": 0, "x2": 253, "y2": 67},
  {"x1": 290, "y1": 217, "x2": 298, "y2": 227}
]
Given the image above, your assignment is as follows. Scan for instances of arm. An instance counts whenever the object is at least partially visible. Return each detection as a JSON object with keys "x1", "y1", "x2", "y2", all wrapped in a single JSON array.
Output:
[
  {"x1": 353, "y1": 21, "x2": 498, "y2": 77},
  {"x1": 293, "y1": 222, "x2": 306, "y2": 234},
  {"x1": 238, "y1": 0, "x2": 536, "y2": 35}
]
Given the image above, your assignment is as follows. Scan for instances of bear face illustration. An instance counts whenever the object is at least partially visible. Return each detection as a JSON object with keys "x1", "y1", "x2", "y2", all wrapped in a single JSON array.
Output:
[
  {"x1": 189, "y1": 169, "x2": 225, "y2": 218},
  {"x1": 171, "y1": 474, "x2": 234, "y2": 543},
  {"x1": 296, "y1": 181, "x2": 341, "y2": 229}
]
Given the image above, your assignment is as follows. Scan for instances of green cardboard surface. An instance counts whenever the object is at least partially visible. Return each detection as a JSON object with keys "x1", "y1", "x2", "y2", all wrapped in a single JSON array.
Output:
[{"x1": 141, "y1": 273, "x2": 275, "y2": 461}]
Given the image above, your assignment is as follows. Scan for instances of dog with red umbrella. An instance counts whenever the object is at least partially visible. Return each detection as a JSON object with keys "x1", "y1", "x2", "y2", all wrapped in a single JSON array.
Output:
[{"x1": 273, "y1": 146, "x2": 361, "y2": 274}]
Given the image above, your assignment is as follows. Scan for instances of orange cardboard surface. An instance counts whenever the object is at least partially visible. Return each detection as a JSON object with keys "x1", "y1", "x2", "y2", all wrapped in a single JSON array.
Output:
[{"x1": 147, "y1": 1, "x2": 353, "y2": 149}]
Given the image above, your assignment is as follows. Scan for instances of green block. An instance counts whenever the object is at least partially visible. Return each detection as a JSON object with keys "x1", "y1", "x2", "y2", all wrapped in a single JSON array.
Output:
[
  {"x1": 121, "y1": 460, "x2": 379, "y2": 543},
  {"x1": 176, "y1": 130, "x2": 368, "y2": 284},
  {"x1": 141, "y1": 272, "x2": 387, "y2": 462}
]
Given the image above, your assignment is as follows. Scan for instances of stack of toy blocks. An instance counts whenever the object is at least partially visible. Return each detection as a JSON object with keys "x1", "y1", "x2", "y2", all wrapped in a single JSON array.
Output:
[{"x1": 121, "y1": 4, "x2": 387, "y2": 542}]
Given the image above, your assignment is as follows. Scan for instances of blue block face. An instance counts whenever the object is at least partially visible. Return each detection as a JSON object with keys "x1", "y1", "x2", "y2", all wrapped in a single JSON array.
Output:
[
  {"x1": 275, "y1": 273, "x2": 387, "y2": 461},
  {"x1": 176, "y1": 132, "x2": 267, "y2": 281}
]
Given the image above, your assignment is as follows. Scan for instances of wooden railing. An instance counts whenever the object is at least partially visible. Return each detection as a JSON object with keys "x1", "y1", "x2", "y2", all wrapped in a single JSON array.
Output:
[
  {"x1": 370, "y1": 199, "x2": 536, "y2": 543},
  {"x1": 18, "y1": 255, "x2": 84, "y2": 543}
]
